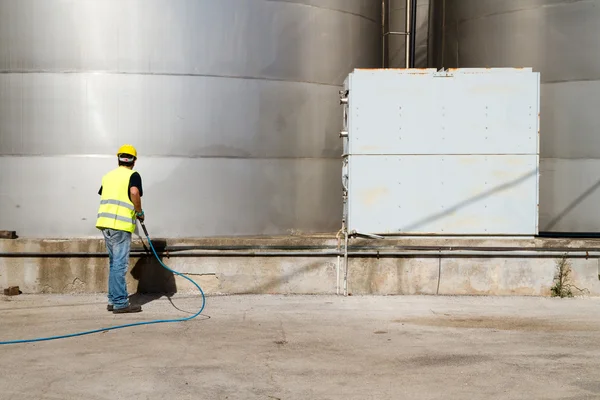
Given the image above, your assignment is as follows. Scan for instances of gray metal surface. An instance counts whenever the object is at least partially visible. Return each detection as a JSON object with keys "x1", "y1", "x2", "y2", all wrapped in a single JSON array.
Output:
[
  {"x1": 347, "y1": 68, "x2": 539, "y2": 155},
  {"x1": 0, "y1": 0, "x2": 381, "y2": 237},
  {"x1": 435, "y1": 0, "x2": 600, "y2": 232},
  {"x1": 344, "y1": 69, "x2": 540, "y2": 235},
  {"x1": 388, "y1": 0, "x2": 430, "y2": 67},
  {"x1": 347, "y1": 155, "x2": 539, "y2": 235}
]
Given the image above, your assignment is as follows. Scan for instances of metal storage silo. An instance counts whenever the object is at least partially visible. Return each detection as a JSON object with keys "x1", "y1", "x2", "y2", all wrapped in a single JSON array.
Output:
[
  {"x1": 0, "y1": 0, "x2": 381, "y2": 238},
  {"x1": 433, "y1": 0, "x2": 600, "y2": 233}
]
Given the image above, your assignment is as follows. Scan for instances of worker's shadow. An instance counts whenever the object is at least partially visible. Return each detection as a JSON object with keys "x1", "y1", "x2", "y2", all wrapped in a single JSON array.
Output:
[{"x1": 129, "y1": 239, "x2": 177, "y2": 306}]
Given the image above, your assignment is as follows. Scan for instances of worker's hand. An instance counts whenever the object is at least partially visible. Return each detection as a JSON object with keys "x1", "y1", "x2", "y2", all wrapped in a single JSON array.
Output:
[{"x1": 136, "y1": 210, "x2": 145, "y2": 222}]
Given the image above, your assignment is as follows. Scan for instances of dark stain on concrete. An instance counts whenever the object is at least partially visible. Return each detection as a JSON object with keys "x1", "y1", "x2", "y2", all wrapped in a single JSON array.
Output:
[
  {"x1": 39, "y1": 241, "x2": 68, "y2": 293},
  {"x1": 395, "y1": 259, "x2": 405, "y2": 294},
  {"x1": 573, "y1": 381, "x2": 600, "y2": 394},
  {"x1": 538, "y1": 353, "x2": 572, "y2": 361},
  {"x1": 366, "y1": 260, "x2": 377, "y2": 294},
  {"x1": 395, "y1": 316, "x2": 600, "y2": 332},
  {"x1": 407, "y1": 354, "x2": 490, "y2": 368}
]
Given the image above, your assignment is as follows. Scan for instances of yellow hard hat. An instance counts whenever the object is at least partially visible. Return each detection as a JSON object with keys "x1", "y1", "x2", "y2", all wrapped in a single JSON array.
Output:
[{"x1": 117, "y1": 144, "x2": 137, "y2": 158}]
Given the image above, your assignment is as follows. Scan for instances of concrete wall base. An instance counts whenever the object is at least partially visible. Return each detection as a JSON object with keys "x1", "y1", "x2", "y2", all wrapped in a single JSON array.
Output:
[{"x1": 2, "y1": 236, "x2": 600, "y2": 297}]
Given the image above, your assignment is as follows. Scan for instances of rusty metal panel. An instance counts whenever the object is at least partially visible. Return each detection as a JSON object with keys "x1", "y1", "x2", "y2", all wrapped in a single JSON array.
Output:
[{"x1": 344, "y1": 68, "x2": 540, "y2": 235}]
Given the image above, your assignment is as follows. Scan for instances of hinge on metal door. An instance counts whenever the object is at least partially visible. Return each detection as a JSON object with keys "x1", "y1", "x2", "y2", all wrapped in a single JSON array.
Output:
[{"x1": 339, "y1": 89, "x2": 349, "y2": 104}]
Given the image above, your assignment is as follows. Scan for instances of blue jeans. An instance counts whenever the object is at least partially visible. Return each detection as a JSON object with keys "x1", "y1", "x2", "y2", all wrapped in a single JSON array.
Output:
[{"x1": 101, "y1": 228, "x2": 132, "y2": 309}]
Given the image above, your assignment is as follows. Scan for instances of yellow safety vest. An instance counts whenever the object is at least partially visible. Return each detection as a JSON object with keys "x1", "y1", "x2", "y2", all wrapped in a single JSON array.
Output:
[{"x1": 96, "y1": 167, "x2": 137, "y2": 233}]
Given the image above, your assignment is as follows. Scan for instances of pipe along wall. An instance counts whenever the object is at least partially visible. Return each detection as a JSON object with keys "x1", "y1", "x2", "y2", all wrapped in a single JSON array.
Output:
[{"x1": 2, "y1": 237, "x2": 600, "y2": 297}]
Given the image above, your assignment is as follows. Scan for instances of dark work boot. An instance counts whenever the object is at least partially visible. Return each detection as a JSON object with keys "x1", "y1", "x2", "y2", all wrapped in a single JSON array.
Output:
[
  {"x1": 107, "y1": 305, "x2": 114, "y2": 312},
  {"x1": 113, "y1": 304, "x2": 142, "y2": 314}
]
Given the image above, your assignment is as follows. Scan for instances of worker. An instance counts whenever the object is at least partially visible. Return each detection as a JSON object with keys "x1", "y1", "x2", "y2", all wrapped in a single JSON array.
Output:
[{"x1": 96, "y1": 144, "x2": 145, "y2": 314}]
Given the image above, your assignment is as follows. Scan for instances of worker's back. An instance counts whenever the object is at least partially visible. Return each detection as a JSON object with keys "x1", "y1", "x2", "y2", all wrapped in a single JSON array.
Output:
[{"x1": 96, "y1": 166, "x2": 136, "y2": 232}]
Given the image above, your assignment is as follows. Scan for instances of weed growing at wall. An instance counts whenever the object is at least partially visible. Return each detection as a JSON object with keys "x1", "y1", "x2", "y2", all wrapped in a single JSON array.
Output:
[{"x1": 550, "y1": 256, "x2": 588, "y2": 298}]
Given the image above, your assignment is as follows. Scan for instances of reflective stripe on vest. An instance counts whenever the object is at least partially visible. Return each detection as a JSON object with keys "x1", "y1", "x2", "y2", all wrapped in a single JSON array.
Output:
[
  {"x1": 97, "y1": 212, "x2": 136, "y2": 224},
  {"x1": 100, "y1": 199, "x2": 135, "y2": 211},
  {"x1": 95, "y1": 167, "x2": 137, "y2": 233}
]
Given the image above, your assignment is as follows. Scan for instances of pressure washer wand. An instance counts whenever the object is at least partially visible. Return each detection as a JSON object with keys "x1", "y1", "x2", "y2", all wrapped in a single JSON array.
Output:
[
  {"x1": 138, "y1": 221, "x2": 151, "y2": 255},
  {"x1": 140, "y1": 220, "x2": 150, "y2": 238}
]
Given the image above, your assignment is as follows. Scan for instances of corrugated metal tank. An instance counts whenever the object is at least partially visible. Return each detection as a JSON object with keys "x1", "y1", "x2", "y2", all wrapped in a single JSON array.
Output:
[
  {"x1": 0, "y1": 0, "x2": 381, "y2": 238},
  {"x1": 388, "y1": 0, "x2": 430, "y2": 67},
  {"x1": 434, "y1": 0, "x2": 600, "y2": 233}
]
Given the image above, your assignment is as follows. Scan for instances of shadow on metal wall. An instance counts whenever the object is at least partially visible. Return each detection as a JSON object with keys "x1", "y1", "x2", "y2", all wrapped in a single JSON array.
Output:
[
  {"x1": 396, "y1": 169, "x2": 539, "y2": 233},
  {"x1": 542, "y1": 178, "x2": 600, "y2": 232}
]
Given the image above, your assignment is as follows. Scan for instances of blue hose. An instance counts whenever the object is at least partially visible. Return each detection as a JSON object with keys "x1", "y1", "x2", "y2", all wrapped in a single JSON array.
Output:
[{"x1": 0, "y1": 225, "x2": 206, "y2": 345}]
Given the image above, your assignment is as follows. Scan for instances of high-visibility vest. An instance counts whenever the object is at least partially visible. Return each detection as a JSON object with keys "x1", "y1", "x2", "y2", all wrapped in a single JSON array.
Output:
[{"x1": 96, "y1": 167, "x2": 137, "y2": 233}]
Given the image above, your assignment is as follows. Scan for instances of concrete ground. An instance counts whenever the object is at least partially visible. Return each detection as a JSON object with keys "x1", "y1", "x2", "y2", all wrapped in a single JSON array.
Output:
[{"x1": 1, "y1": 294, "x2": 600, "y2": 400}]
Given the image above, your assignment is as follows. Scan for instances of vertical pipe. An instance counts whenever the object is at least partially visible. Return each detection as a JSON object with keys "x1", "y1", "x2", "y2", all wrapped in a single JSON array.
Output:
[
  {"x1": 343, "y1": 231, "x2": 349, "y2": 296},
  {"x1": 337, "y1": 255, "x2": 340, "y2": 294},
  {"x1": 426, "y1": 0, "x2": 432, "y2": 67},
  {"x1": 436, "y1": 253, "x2": 442, "y2": 295},
  {"x1": 382, "y1": 0, "x2": 387, "y2": 67},
  {"x1": 427, "y1": 0, "x2": 443, "y2": 69},
  {"x1": 336, "y1": 229, "x2": 342, "y2": 295},
  {"x1": 409, "y1": 0, "x2": 417, "y2": 67},
  {"x1": 441, "y1": 0, "x2": 446, "y2": 68},
  {"x1": 405, "y1": 0, "x2": 411, "y2": 68}
]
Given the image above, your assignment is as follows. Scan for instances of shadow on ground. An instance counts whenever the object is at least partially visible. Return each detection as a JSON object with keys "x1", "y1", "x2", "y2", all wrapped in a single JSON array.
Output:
[{"x1": 129, "y1": 240, "x2": 177, "y2": 306}]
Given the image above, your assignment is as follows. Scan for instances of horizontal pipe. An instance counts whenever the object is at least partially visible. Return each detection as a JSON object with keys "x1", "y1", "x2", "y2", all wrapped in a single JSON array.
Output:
[
  {"x1": 383, "y1": 31, "x2": 409, "y2": 36},
  {"x1": 538, "y1": 231, "x2": 600, "y2": 239},
  {"x1": 164, "y1": 251, "x2": 600, "y2": 259},
  {"x1": 153, "y1": 245, "x2": 337, "y2": 251},
  {"x1": 0, "y1": 251, "x2": 148, "y2": 258},
  {"x1": 141, "y1": 244, "x2": 600, "y2": 253},
  {"x1": 354, "y1": 245, "x2": 600, "y2": 253},
  {"x1": 1, "y1": 251, "x2": 600, "y2": 259},
  {"x1": 0, "y1": 251, "x2": 339, "y2": 258}
]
